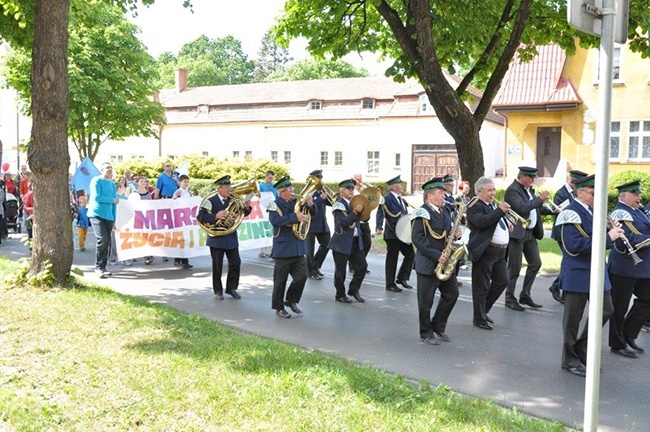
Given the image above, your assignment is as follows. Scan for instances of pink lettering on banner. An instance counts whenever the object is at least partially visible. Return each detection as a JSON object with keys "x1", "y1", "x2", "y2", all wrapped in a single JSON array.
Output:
[
  {"x1": 134, "y1": 210, "x2": 157, "y2": 230},
  {"x1": 173, "y1": 207, "x2": 193, "y2": 228},
  {"x1": 158, "y1": 209, "x2": 174, "y2": 230},
  {"x1": 245, "y1": 201, "x2": 265, "y2": 220}
]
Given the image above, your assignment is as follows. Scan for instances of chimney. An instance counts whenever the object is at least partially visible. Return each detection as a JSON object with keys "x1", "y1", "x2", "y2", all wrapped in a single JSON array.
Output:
[{"x1": 175, "y1": 68, "x2": 187, "y2": 93}]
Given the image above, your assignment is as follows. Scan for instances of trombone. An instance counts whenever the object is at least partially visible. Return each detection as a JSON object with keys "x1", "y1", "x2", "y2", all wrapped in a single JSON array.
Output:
[{"x1": 493, "y1": 199, "x2": 531, "y2": 228}]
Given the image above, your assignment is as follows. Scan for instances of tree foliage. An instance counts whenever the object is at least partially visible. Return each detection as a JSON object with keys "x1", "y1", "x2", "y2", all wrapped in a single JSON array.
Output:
[
  {"x1": 252, "y1": 30, "x2": 292, "y2": 83},
  {"x1": 274, "y1": 0, "x2": 650, "y2": 186},
  {"x1": 267, "y1": 58, "x2": 368, "y2": 81},
  {"x1": 154, "y1": 35, "x2": 254, "y2": 88}
]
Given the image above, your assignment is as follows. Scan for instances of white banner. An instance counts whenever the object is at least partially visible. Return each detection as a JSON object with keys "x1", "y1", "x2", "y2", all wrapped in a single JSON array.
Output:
[{"x1": 115, "y1": 192, "x2": 274, "y2": 260}]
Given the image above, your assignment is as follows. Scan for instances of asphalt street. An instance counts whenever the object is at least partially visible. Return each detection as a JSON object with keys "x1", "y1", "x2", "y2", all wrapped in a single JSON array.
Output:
[{"x1": 2, "y1": 232, "x2": 649, "y2": 431}]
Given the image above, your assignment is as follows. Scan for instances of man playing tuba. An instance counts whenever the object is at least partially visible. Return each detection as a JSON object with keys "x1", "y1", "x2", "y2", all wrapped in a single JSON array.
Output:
[
  {"x1": 197, "y1": 175, "x2": 252, "y2": 300},
  {"x1": 411, "y1": 177, "x2": 460, "y2": 345}
]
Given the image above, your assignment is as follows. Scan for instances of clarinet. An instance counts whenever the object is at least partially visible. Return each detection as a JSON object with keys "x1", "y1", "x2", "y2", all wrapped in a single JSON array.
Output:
[
  {"x1": 639, "y1": 203, "x2": 650, "y2": 218},
  {"x1": 608, "y1": 215, "x2": 643, "y2": 265}
]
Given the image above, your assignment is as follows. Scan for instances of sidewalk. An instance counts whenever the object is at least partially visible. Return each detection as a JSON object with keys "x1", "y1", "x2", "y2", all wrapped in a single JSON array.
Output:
[{"x1": 2, "y1": 232, "x2": 648, "y2": 431}]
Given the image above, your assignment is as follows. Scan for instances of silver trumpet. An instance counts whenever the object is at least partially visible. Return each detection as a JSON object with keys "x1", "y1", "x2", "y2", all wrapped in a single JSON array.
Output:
[
  {"x1": 608, "y1": 215, "x2": 643, "y2": 265},
  {"x1": 494, "y1": 199, "x2": 531, "y2": 228}
]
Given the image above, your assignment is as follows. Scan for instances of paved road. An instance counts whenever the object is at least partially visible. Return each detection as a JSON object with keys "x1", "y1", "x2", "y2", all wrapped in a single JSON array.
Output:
[{"x1": 2, "y1": 232, "x2": 649, "y2": 431}]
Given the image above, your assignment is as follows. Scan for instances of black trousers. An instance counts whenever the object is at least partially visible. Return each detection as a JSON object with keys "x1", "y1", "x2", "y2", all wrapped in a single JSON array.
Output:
[
  {"x1": 609, "y1": 273, "x2": 650, "y2": 349},
  {"x1": 471, "y1": 245, "x2": 509, "y2": 325},
  {"x1": 550, "y1": 240, "x2": 563, "y2": 291},
  {"x1": 360, "y1": 222, "x2": 371, "y2": 257},
  {"x1": 306, "y1": 231, "x2": 331, "y2": 274},
  {"x1": 209, "y1": 247, "x2": 241, "y2": 295},
  {"x1": 562, "y1": 291, "x2": 614, "y2": 369},
  {"x1": 272, "y1": 256, "x2": 307, "y2": 310},
  {"x1": 333, "y1": 239, "x2": 367, "y2": 298},
  {"x1": 385, "y1": 239, "x2": 415, "y2": 287},
  {"x1": 417, "y1": 272, "x2": 459, "y2": 337},
  {"x1": 506, "y1": 230, "x2": 542, "y2": 302}
]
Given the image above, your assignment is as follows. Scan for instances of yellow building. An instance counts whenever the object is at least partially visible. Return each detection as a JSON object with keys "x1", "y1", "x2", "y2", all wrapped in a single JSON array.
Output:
[{"x1": 494, "y1": 41, "x2": 650, "y2": 188}]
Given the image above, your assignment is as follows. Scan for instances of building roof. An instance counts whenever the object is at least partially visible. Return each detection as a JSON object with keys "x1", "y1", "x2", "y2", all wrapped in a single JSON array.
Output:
[{"x1": 493, "y1": 44, "x2": 582, "y2": 111}]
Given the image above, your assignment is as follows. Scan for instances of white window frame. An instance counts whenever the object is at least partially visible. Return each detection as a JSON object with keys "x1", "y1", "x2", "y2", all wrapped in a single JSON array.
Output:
[
  {"x1": 198, "y1": 105, "x2": 208, "y2": 115},
  {"x1": 627, "y1": 120, "x2": 650, "y2": 161},
  {"x1": 419, "y1": 94, "x2": 432, "y2": 113},
  {"x1": 271, "y1": 151, "x2": 278, "y2": 162},
  {"x1": 309, "y1": 100, "x2": 322, "y2": 110},
  {"x1": 245, "y1": 150, "x2": 253, "y2": 159},
  {"x1": 110, "y1": 155, "x2": 124, "y2": 163},
  {"x1": 610, "y1": 121, "x2": 621, "y2": 161},
  {"x1": 201, "y1": 151, "x2": 209, "y2": 157},
  {"x1": 595, "y1": 46, "x2": 622, "y2": 83},
  {"x1": 320, "y1": 151, "x2": 328, "y2": 166},
  {"x1": 367, "y1": 151, "x2": 380, "y2": 174},
  {"x1": 232, "y1": 151, "x2": 240, "y2": 160},
  {"x1": 361, "y1": 98, "x2": 375, "y2": 109},
  {"x1": 284, "y1": 151, "x2": 292, "y2": 164},
  {"x1": 394, "y1": 153, "x2": 401, "y2": 167},
  {"x1": 334, "y1": 151, "x2": 343, "y2": 166}
]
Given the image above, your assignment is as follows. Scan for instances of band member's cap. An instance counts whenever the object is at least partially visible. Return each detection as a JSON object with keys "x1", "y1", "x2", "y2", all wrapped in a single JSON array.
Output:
[
  {"x1": 442, "y1": 174, "x2": 454, "y2": 183},
  {"x1": 573, "y1": 174, "x2": 595, "y2": 188},
  {"x1": 569, "y1": 170, "x2": 588, "y2": 178},
  {"x1": 273, "y1": 176, "x2": 292, "y2": 190},
  {"x1": 615, "y1": 180, "x2": 643, "y2": 194},
  {"x1": 214, "y1": 175, "x2": 231, "y2": 186},
  {"x1": 518, "y1": 166, "x2": 538, "y2": 177},
  {"x1": 339, "y1": 179, "x2": 357, "y2": 189},
  {"x1": 309, "y1": 169, "x2": 323, "y2": 178},
  {"x1": 386, "y1": 175, "x2": 403, "y2": 186},
  {"x1": 423, "y1": 177, "x2": 446, "y2": 191}
]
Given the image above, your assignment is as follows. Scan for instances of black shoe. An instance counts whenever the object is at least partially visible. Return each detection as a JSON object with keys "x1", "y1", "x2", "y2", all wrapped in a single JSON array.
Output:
[
  {"x1": 214, "y1": 293, "x2": 224, "y2": 300},
  {"x1": 386, "y1": 285, "x2": 403, "y2": 293},
  {"x1": 486, "y1": 315, "x2": 494, "y2": 324},
  {"x1": 434, "y1": 331, "x2": 450, "y2": 342},
  {"x1": 625, "y1": 338, "x2": 645, "y2": 353},
  {"x1": 182, "y1": 263, "x2": 193, "y2": 269},
  {"x1": 563, "y1": 365, "x2": 586, "y2": 377},
  {"x1": 276, "y1": 309, "x2": 291, "y2": 319},
  {"x1": 316, "y1": 269, "x2": 324, "y2": 277},
  {"x1": 365, "y1": 269, "x2": 370, "y2": 274},
  {"x1": 611, "y1": 347, "x2": 638, "y2": 358},
  {"x1": 350, "y1": 292, "x2": 365, "y2": 303},
  {"x1": 396, "y1": 279, "x2": 413, "y2": 289},
  {"x1": 519, "y1": 297, "x2": 543, "y2": 308},
  {"x1": 174, "y1": 259, "x2": 181, "y2": 266},
  {"x1": 309, "y1": 273, "x2": 323, "y2": 280},
  {"x1": 549, "y1": 287, "x2": 564, "y2": 304},
  {"x1": 421, "y1": 336, "x2": 441, "y2": 346},
  {"x1": 335, "y1": 296, "x2": 352, "y2": 304},
  {"x1": 284, "y1": 301, "x2": 303, "y2": 314},
  {"x1": 506, "y1": 301, "x2": 525, "y2": 311},
  {"x1": 226, "y1": 290, "x2": 241, "y2": 300},
  {"x1": 457, "y1": 281, "x2": 463, "y2": 287},
  {"x1": 474, "y1": 322, "x2": 493, "y2": 330}
]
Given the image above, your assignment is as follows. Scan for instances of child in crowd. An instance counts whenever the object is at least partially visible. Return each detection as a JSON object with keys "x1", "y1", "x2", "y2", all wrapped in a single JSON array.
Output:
[
  {"x1": 75, "y1": 195, "x2": 90, "y2": 251},
  {"x1": 172, "y1": 174, "x2": 193, "y2": 269},
  {"x1": 136, "y1": 177, "x2": 155, "y2": 265}
]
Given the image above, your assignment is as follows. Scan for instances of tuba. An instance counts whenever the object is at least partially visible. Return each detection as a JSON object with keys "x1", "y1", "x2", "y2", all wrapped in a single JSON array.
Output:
[
  {"x1": 434, "y1": 197, "x2": 477, "y2": 281},
  {"x1": 292, "y1": 175, "x2": 322, "y2": 240},
  {"x1": 197, "y1": 178, "x2": 260, "y2": 237}
]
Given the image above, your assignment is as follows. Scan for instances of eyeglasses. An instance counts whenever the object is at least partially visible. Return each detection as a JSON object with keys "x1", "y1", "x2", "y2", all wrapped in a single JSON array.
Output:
[{"x1": 164, "y1": 165, "x2": 171, "y2": 168}]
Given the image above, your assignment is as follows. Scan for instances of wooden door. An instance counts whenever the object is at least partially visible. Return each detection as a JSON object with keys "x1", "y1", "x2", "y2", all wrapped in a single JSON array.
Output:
[
  {"x1": 411, "y1": 149, "x2": 459, "y2": 193},
  {"x1": 536, "y1": 127, "x2": 561, "y2": 177}
]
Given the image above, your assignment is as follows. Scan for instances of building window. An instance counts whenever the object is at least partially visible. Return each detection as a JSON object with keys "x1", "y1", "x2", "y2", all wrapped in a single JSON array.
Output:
[
  {"x1": 367, "y1": 151, "x2": 380, "y2": 174},
  {"x1": 130, "y1": 155, "x2": 145, "y2": 159},
  {"x1": 361, "y1": 98, "x2": 375, "y2": 109},
  {"x1": 110, "y1": 155, "x2": 123, "y2": 163},
  {"x1": 320, "y1": 151, "x2": 328, "y2": 166},
  {"x1": 419, "y1": 94, "x2": 432, "y2": 113},
  {"x1": 335, "y1": 151, "x2": 343, "y2": 166},
  {"x1": 597, "y1": 46, "x2": 622, "y2": 81},
  {"x1": 284, "y1": 151, "x2": 291, "y2": 164},
  {"x1": 245, "y1": 150, "x2": 253, "y2": 159},
  {"x1": 627, "y1": 120, "x2": 650, "y2": 160},
  {"x1": 610, "y1": 121, "x2": 621, "y2": 160},
  {"x1": 271, "y1": 151, "x2": 278, "y2": 162},
  {"x1": 198, "y1": 105, "x2": 208, "y2": 115},
  {"x1": 233, "y1": 151, "x2": 240, "y2": 160},
  {"x1": 310, "y1": 101, "x2": 322, "y2": 110},
  {"x1": 201, "y1": 151, "x2": 209, "y2": 157},
  {"x1": 395, "y1": 153, "x2": 401, "y2": 167}
]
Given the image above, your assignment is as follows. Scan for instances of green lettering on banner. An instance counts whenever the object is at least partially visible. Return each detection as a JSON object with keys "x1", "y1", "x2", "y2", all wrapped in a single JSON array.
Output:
[
  {"x1": 238, "y1": 220, "x2": 274, "y2": 240},
  {"x1": 198, "y1": 227, "x2": 208, "y2": 247}
]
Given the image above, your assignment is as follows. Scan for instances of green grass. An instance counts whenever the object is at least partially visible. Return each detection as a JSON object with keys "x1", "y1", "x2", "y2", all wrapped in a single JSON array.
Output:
[{"x1": 0, "y1": 258, "x2": 567, "y2": 431}]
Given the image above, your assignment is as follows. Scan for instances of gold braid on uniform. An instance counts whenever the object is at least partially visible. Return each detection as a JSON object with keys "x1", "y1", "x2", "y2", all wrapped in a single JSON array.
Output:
[
  {"x1": 561, "y1": 224, "x2": 588, "y2": 257},
  {"x1": 381, "y1": 203, "x2": 403, "y2": 219},
  {"x1": 423, "y1": 219, "x2": 446, "y2": 240},
  {"x1": 625, "y1": 220, "x2": 642, "y2": 236}
]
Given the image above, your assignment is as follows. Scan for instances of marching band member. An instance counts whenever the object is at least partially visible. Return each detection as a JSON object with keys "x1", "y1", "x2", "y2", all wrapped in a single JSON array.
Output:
[
  {"x1": 466, "y1": 177, "x2": 511, "y2": 330},
  {"x1": 607, "y1": 180, "x2": 650, "y2": 357},
  {"x1": 197, "y1": 175, "x2": 252, "y2": 300},
  {"x1": 411, "y1": 177, "x2": 460, "y2": 345},
  {"x1": 555, "y1": 174, "x2": 624, "y2": 377},
  {"x1": 267, "y1": 176, "x2": 315, "y2": 318},
  {"x1": 376, "y1": 175, "x2": 415, "y2": 292},
  {"x1": 328, "y1": 179, "x2": 367, "y2": 303},
  {"x1": 548, "y1": 170, "x2": 588, "y2": 303},
  {"x1": 503, "y1": 166, "x2": 552, "y2": 311},
  {"x1": 306, "y1": 170, "x2": 331, "y2": 280},
  {"x1": 351, "y1": 173, "x2": 372, "y2": 273}
]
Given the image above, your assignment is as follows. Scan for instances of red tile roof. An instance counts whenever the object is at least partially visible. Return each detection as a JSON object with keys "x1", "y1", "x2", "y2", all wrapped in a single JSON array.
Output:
[{"x1": 493, "y1": 44, "x2": 582, "y2": 110}]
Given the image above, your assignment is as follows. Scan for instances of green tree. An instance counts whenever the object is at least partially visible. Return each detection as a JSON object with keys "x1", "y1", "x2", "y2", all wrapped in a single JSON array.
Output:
[
  {"x1": 274, "y1": 0, "x2": 650, "y2": 186},
  {"x1": 155, "y1": 35, "x2": 254, "y2": 88},
  {"x1": 252, "y1": 30, "x2": 292, "y2": 83},
  {"x1": 267, "y1": 58, "x2": 368, "y2": 81}
]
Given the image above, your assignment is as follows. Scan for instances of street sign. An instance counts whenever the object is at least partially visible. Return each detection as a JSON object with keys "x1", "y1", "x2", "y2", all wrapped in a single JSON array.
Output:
[
  {"x1": 567, "y1": 0, "x2": 630, "y2": 44},
  {"x1": 614, "y1": 0, "x2": 630, "y2": 44}
]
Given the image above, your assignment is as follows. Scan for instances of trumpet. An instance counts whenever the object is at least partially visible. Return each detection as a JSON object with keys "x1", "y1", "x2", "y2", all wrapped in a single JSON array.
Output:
[
  {"x1": 494, "y1": 199, "x2": 531, "y2": 228},
  {"x1": 543, "y1": 199, "x2": 563, "y2": 214}
]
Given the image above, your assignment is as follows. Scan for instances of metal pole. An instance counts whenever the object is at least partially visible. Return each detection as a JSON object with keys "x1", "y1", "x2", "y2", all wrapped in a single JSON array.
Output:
[{"x1": 584, "y1": 0, "x2": 615, "y2": 430}]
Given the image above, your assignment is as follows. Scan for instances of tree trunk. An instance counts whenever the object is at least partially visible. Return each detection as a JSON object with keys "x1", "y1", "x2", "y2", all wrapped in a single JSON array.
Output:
[{"x1": 28, "y1": 0, "x2": 73, "y2": 283}]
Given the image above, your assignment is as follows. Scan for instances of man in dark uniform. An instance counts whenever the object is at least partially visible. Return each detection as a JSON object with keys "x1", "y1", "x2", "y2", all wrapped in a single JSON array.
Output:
[
  {"x1": 306, "y1": 170, "x2": 331, "y2": 280},
  {"x1": 351, "y1": 173, "x2": 372, "y2": 273},
  {"x1": 411, "y1": 177, "x2": 460, "y2": 345},
  {"x1": 376, "y1": 175, "x2": 414, "y2": 292},
  {"x1": 442, "y1": 173, "x2": 463, "y2": 287},
  {"x1": 466, "y1": 177, "x2": 512, "y2": 330},
  {"x1": 267, "y1": 176, "x2": 315, "y2": 318},
  {"x1": 197, "y1": 175, "x2": 251, "y2": 300},
  {"x1": 607, "y1": 180, "x2": 650, "y2": 358},
  {"x1": 503, "y1": 166, "x2": 552, "y2": 311},
  {"x1": 555, "y1": 174, "x2": 624, "y2": 377},
  {"x1": 328, "y1": 179, "x2": 367, "y2": 303},
  {"x1": 549, "y1": 169, "x2": 588, "y2": 303}
]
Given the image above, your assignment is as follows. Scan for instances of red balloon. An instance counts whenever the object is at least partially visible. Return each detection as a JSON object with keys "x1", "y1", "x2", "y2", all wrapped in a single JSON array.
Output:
[{"x1": 1, "y1": 163, "x2": 9, "y2": 172}]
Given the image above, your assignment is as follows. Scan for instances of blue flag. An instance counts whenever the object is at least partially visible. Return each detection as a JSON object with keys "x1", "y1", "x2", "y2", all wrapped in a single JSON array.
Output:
[{"x1": 72, "y1": 158, "x2": 101, "y2": 193}]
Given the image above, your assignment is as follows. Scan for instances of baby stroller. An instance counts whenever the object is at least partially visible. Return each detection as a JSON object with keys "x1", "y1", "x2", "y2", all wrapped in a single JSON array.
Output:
[{"x1": 5, "y1": 192, "x2": 22, "y2": 233}]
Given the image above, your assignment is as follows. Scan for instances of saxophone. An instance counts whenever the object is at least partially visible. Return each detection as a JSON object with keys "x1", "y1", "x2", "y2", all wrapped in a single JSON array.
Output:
[{"x1": 434, "y1": 197, "x2": 476, "y2": 281}]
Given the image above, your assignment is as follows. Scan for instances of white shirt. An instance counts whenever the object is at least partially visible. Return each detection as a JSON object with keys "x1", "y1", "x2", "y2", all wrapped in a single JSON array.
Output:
[{"x1": 483, "y1": 200, "x2": 509, "y2": 245}]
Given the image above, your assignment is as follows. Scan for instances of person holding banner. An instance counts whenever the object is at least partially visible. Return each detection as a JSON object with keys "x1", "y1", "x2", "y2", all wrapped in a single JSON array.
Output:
[
  {"x1": 258, "y1": 170, "x2": 277, "y2": 258},
  {"x1": 197, "y1": 175, "x2": 251, "y2": 300},
  {"x1": 87, "y1": 162, "x2": 119, "y2": 278},
  {"x1": 268, "y1": 176, "x2": 315, "y2": 318},
  {"x1": 306, "y1": 169, "x2": 331, "y2": 280},
  {"x1": 153, "y1": 161, "x2": 179, "y2": 199}
]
